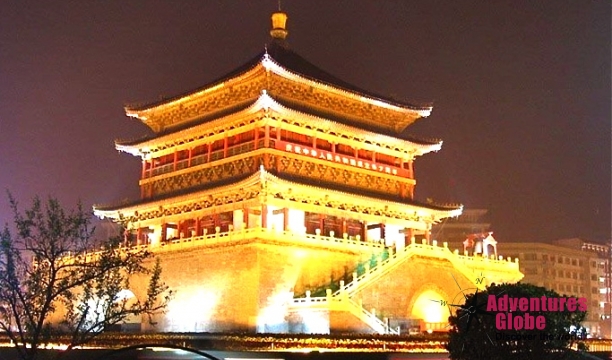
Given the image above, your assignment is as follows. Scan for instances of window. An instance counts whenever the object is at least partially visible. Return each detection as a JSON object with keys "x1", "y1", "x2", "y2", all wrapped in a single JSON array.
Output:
[
  {"x1": 542, "y1": 255, "x2": 548, "y2": 261},
  {"x1": 524, "y1": 254, "x2": 537, "y2": 261},
  {"x1": 572, "y1": 272, "x2": 577, "y2": 280},
  {"x1": 592, "y1": 261, "x2": 597, "y2": 268},
  {"x1": 579, "y1": 260, "x2": 584, "y2": 266},
  {"x1": 572, "y1": 259, "x2": 577, "y2": 266},
  {"x1": 591, "y1": 274, "x2": 598, "y2": 281},
  {"x1": 558, "y1": 257, "x2": 564, "y2": 264}
]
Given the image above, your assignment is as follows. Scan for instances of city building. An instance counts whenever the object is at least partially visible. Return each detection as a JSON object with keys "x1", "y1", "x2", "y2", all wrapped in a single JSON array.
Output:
[
  {"x1": 499, "y1": 238, "x2": 612, "y2": 338},
  {"x1": 94, "y1": 11, "x2": 522, "y2": 334},
  {"x1": 431, "y1": 208, "x2": 491, "y2": 246}
]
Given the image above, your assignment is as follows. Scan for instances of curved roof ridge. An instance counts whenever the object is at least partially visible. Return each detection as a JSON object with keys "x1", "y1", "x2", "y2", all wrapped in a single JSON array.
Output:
[{"x1": 125, "y1": 42, "x2": 431, "y2": 113}]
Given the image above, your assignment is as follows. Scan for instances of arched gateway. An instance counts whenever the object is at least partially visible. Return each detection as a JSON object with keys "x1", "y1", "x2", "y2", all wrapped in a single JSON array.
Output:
[{"x1": 94, "y1": 10, "x2": 523, "y2": 334}]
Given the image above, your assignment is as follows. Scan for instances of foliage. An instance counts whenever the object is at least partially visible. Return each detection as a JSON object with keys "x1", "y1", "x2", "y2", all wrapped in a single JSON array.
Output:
[
  {"x1": 0, "y1": 194, "x2": 172, "y2": 360},
  {"x1": 446, "y1": 282, "x2": 588, "y2": 360}
]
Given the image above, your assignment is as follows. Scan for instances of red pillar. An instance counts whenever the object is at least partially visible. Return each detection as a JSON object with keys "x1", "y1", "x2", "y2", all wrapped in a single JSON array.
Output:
[
  {"x1": 223, "y1": 136, "x2": 228, "y2": 158},
  {"x1": 341, "y1": 218, "x2": 347, "y2": 235},
  {"x1": 207, "y1": 143, "x2": 212, "y2": 163},
  {"x1": 261, "y1": 205, "x2": 268, "y2": 228},
  {"x1": 136, "y1": 227, "x2": 142, "y2": 246},
  {"x1": 362, "y1": 221, "x2": 367, "y2": 242},
  {"x1": 195, "y1": 217, "x2": 201, "y2": 237},
  {"x1": 264, "y1": 125, "x2": 270, "y2": 168},
  {"x1": 243, "y1": 206, "x2": 249, "y2": 229},
  {"x1": 161, "y1": 223, "x2": 167, "y2": 243},
  {"x1": 187, "y1": 148, "x2": 192, "y2": 167},
  {"x1": 141, "y1": 160, "x2": 147, "y2": 179},
  {"x1": 319, "y1": 214, "x2": 325, "y2": 234},
  {"x1": 254, "y1": 128, "x2": 259, "y2": 149},
  {"x1": 173, "y1": 150, "x2": 178, "y2": 171},
  {"x1": 264, "y1": 125, "x2": 270, "y2": 147},
  {"x1": 283, "y1": 208, "x2": 289, "y2": 231}
]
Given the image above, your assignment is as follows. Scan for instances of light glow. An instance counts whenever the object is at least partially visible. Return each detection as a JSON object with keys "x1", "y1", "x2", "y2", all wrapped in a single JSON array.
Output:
[{"x1": 411, "y1": 290, "x2": 450, "y2": 324}]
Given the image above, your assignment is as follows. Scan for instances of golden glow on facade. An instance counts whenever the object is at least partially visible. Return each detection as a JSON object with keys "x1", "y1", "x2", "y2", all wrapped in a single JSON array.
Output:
[{"x1": 94, "y1": 11, "x2": 523, "y2": 334}]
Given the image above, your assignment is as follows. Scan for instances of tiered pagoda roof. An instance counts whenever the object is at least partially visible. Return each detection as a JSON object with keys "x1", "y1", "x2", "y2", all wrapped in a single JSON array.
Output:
[{"x1": 123, "y1": 41, "x2": 433, "y2": 136}]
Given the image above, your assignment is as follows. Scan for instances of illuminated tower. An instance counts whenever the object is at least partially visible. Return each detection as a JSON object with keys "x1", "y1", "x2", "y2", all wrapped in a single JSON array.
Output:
[{"x1": 95, "y1": 11, "x2": 521, "y2": 334}]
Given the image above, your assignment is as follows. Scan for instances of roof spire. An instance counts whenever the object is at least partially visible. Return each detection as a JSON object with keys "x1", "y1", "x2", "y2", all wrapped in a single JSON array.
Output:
[{"x1": 270, "y1": 7, "x2": 288, "y2": 40}]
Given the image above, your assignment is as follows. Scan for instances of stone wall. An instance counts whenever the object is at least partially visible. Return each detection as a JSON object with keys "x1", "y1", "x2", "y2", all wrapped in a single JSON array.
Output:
[{"x1": 128, "y1": 239, "x2": 374, "y2": 333}]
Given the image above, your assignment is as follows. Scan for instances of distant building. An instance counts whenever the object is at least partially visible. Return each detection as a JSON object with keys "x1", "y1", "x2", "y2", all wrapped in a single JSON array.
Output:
[
  {"x1": 431, "y1": 209, "x2": 490, "y2": 245},
  {"x1": 499, "y1": 238, "x2": 612, "y2": 338}
]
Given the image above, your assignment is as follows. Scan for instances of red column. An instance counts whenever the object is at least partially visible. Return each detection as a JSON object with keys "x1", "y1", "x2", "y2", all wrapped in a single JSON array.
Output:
[
  {"x1": 405, "y1": 228, "x2": 414, "y2": 244},
  {"x1": 283, "y1": 208, "x2": 289, "y2": 231},
  {"x1": 149, "y1": 159, "x2": 155, "y2": 177},
  {"x1": 400, "y1": 183, "x2": 406, "y2": 198},
  {"x1": 254, "y1": 128, "x2": 259, "y2": 149},
  {"x1": 141, "y1": 160, "x2": 147, "y2": 179},
  {"x1": 261, "y1": 205, "x2": 268, "y2": 228},
  {"x1": 408, "y1": 161, "x2": 414, "y2": 178},
  {"x1": 264, "y1": 125, "x2": 270, "y2": 147},
  {"x1": 319, "y1": 214, "x2": 325, "y2": 234},
  {"x1": 223, "y1": 136, "x2": 228, "y2": 158},
  {"x1": 341, "y1": 218, "x2": 347, "y2": 235},
  {"x1": 372, "y1": 151, "x2": 377, "y2": 162},
  {"x1": 264, "y1": 125, "x2": 270, "y2": 168},
  {"x1": 424, "y1": 226, "x2": 431, "y2": 243},
  {"x1": 161, "y1": 223, "x2": 167, "y2": 243},
  {"x1": 207, "y1": 143, "x2": 212, "y2": 163},
  {"x1": 362, "y1": 221, "x2": 367, "y2": 242},
  {"x1": 312, "y1": 136, "x2": 317, "y2": 148},
  {"x1": 136, "y1": 227, "x2": 142, "y2": 246},
  {"x1": 188, "y1": 148, "x2": 192, "y2": 167},
  {"x1": 195, "y1": 217, "x2": 201, "y2": 237},
  {"x1": 243, "y1": 206, "x2": 249, "y2": 229},
  {"x1": 173, "y1": 150, "x2": 178, "y2": 171}
]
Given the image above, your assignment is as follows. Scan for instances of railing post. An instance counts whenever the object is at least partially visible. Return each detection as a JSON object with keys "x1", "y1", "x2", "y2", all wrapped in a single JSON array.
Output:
[{"x1": 306, "y1": 290, "x2": 311, "y2": 302}]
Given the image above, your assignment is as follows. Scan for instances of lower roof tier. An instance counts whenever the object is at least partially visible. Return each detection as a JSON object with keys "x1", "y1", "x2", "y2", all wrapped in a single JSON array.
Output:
[{"x1": 94, "y1": 168, "x2": 462, "y2": 229}]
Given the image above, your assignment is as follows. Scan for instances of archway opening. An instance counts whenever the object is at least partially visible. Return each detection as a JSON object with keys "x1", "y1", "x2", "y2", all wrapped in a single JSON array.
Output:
[{"x1": 411, "y1": 289, "x2": 451, "y2": 331}]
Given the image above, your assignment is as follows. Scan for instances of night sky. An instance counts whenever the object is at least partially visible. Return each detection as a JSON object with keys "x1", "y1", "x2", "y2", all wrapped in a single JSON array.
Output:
[{"x1": 1, "y1": 1, "x2": 609, "y2": 243}]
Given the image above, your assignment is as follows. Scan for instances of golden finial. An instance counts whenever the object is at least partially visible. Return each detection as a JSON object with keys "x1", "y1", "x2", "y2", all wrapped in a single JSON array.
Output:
[{"x1": 270, "y1": 7, "x2": 288, "y2": 40}]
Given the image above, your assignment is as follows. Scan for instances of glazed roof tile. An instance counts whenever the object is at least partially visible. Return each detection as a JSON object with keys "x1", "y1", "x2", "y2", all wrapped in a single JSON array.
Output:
[{"x1": 125, "y1": 41, "x2": 431, "y2": 112}]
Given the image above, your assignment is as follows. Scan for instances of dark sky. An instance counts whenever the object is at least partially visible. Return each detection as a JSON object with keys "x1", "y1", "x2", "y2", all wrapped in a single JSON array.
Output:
[{"x1": 0, "y1": 0, "x2": 609, "y2": 243}]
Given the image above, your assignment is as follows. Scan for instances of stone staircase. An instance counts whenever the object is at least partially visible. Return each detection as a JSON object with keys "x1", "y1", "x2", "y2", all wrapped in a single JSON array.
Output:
[{"x1": 291, "y1": 239, "x2": 521, "y2": 334}]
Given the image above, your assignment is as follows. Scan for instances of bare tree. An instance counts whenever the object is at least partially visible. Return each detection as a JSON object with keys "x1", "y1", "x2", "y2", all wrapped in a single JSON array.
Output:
[{"x1": 0, "y1": 195, "x2": 172, "y2": 360}]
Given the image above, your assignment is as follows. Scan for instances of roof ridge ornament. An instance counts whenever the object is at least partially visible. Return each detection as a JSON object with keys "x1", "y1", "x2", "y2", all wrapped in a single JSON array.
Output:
[{"x1": 270, "y1": 10, "x2": 288, "y2": 40}]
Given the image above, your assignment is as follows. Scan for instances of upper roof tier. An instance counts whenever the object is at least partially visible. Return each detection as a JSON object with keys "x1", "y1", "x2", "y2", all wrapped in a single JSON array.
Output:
[{"x1": 125, "y1": 19, "x2": 433, "y2": 134}]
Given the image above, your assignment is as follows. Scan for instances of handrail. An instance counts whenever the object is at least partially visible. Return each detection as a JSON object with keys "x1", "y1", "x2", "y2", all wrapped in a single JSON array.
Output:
[
  {"x1": 334, "y1": 242, "x2": 520, "y2": 297},
  {"x1": 65, "y1": 227, "x2": 386, "y2": 261},
  {"x1": 288, "y1": 296, "x2": 398, "y2": 335}
]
